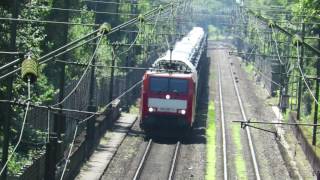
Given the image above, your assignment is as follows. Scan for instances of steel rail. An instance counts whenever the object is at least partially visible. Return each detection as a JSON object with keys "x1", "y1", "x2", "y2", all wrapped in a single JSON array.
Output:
[
  {"x1": 132, "y1": 139, "x2": 153, "y2": 180},
  {"x1": 228, "y1": 55, "x2": 261, "y2": 180},
  {"x1": 168, "y1": 141, "x2": 181, "y2": 180},
  {"x1": 217, "y1": 59, "x2": 228, "y2": 180}
]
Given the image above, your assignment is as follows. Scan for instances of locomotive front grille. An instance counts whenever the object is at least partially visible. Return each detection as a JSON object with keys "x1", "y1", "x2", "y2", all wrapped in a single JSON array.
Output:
[{"x1": 148, "y1": 98, "x2": 187, "y2": 113}]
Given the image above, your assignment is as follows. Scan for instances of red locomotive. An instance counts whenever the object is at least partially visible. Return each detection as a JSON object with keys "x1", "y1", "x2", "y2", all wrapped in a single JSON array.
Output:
[{"x1": 140, "y1": 27, "x2": 206, "y2": 131}]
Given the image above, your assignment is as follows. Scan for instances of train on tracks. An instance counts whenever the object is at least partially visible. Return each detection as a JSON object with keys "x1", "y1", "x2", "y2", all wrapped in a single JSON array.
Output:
[{"x1": 139, "y1": 27, "x2": 207, "y2": 132}]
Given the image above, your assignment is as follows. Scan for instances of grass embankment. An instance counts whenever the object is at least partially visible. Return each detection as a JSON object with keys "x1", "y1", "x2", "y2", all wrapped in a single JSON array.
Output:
[
  {"x1": 300, "y1": 119, "x2": 320, "y2": 158},
  {"x1": 232, "y1": 124, "x2": 248, "y2": 179},
  {"x1": 243, "y1": 62, "x2": 254, "y2": 78},
  {"x1": 206, "y1": 101, "x2": 216, "y2": 180},
  {"x1": 241, "y1": 57, "x2": 320, "y2": 171},
  {"x1": 208, "y1": 25, "x2": 233, "y2": 40}
]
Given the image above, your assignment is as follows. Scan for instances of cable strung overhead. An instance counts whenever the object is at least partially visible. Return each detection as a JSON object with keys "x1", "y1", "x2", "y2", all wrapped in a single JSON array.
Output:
[
  {"x1": 0, "y1": 54, "x2": 37, "y2": 175},
  {"x1": 0, "y1": 0, "x2": 188, "y2": 178},
  {"x1": 245, "y1": 8, "x2": 320, "y2": 55},
  {"x1": 0, "y1": 1, "x2": 179, "y2": 81},
  {"x1": 25, "y1": 5, "x2": 137, "y2": 16}
]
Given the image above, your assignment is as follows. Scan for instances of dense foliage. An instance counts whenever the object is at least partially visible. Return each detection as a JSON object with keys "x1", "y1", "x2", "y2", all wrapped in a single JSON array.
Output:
[
  {"x1": 0, "y1": 0, "x2": 171, "y2": 176},
  {"x1": 1, "y1": 0, "x2": 318, "y2": 177}
]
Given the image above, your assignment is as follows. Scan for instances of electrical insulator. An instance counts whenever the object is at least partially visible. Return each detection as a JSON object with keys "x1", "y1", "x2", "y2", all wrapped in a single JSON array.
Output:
[
  {"x1": 21, "y1": 54, "x2": 38, "y2": 84},
  {"x1": 268, "y1": 20, "x2": 274, "y2": 28},
  {"x1": 292, "y1": 34, "x2": 303, "y2": 47},
  {"x1": 255, "y1": 11, "x2": 261, "y2": 18},
  {"x1": 138, "y1": 14, "x2": 145, "y2": 23},
  {"x1": 159, "y1": 5, "x2": 164, "y2": 11},
  {"x1": 99, "y1": 23, "x2": 111, "y2": 35}
]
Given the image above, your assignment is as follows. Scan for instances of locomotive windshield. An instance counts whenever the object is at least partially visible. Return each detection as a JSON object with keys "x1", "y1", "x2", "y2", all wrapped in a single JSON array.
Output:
[{"x1": 149, "y1": 77, "x2": 188, "y2": 94}]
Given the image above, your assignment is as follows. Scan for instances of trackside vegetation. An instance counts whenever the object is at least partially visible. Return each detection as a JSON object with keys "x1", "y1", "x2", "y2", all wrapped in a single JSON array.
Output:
[{"x1": 206, "y1": 101, "x2": 216, "y2": 180}]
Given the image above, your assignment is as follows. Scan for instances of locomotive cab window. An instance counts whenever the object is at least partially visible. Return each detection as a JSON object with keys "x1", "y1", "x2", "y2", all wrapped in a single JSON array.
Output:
[
  {"x1": 169, "y1": 78, "x2": 188, "y2": 93},
  {"x1": 149, "y1": 77, "x2": 188, "y2": 94},
  {"x1": 149, "y1": 77, "x2": 168, "y2": 92}
]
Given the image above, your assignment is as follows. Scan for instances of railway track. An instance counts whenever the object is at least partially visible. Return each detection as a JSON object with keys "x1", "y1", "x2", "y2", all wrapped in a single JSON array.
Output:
[
  {"x1": 227, "y1": 55, "x2": 261, "y2": 180},
  {"x1": 132, "y1": 139, "x2": 181, "y2": 180},
  {"x1": 215, "y1": 45, "x2": 261, "y2": 179},
  {"x1": 217, "y1": 58, "x2": 228, "y2": 180}
]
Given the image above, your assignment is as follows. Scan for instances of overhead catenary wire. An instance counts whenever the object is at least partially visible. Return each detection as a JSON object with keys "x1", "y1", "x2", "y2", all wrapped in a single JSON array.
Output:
[
  {"x1": 270, "y1": 25, "x2": 294, "y2": 75},
  {"x1": 231, "y1": 7, "x2": 283, "y2": 87},
  {"x1": 0, "y1": 21, "x2": 170, "y2": 121},
  {"x1": 0, "y1": 1, "x2": 183, "y2": 176},
  {"x1": 0, "y1": 58, "x2": 22, "y2": 71},
  {"x1": 55, "y1": 38, "x2": 166, "y2": 67},
  {"x1": 296, "y1": 43, "x2": 319, "y2": 104},
  {"x1": 0, "y1": 78, "x2": 31, "y2": 176},
  {"x1": 82, "y1": 0, "x2": 139, "y2": 5},
  {"x1": 51, "y1": 33, "x2": 104, "y2": 107},
  {"x1": 77, "y1": 79, "x2": 143, "y2": 125},
  {"x1": 54, "y1": 59, "x2": 156, "y2": 70},
  {"x1": 0, "y1": 51, "x2": 22, "y2": 55},
  {"x1": 0, "y1": 35, "x2": 101, "y2": 80},
  {"x1": 0, "y1": 8, "x2": 162, "y2": 76},
  {"x1": 270, "y1": 25, "x2": 285, "y2": 65},
  {"x1": 56, "y1": 86, "x2": 139, "y2": 175},
  {"x1": 245, "y1": 8, "x2": 320, "y2": 56},
  {"x1": 51, "y1": 3, "x2": 174, "y2": 107},
  {"x1": 0, "y1": 10, "x2": 174, "y2": 118},
  {"x1": 25, "y1": 5, "x2": 137, "y2": 16},
  {"x1": 231, "y1": 54, "x2": 282, "y2": 87},
  {"x1": 0, "y1": 17, "x2": 99, "y2": 26},
  {"x1": 59, "y1": 125, "x2": 78, "y2": 180},
  {"x1": 236, "y1": 7, "x2": 290, "y2": 84},
  {"x1": 117, "y1": 23, "x2": 143, "y2": 56},
  {"x1": 151, "y1": 9, "x2": 161, "y2": 34},
  {"x1": 0, "y1": 2, "x2": 177, "y2": 81},
  {"x1": 0, "y1": 99, "x2": 102, "y2": 115},
  {"x1": 248, "y1": 62, "x2": 282, "y2": 87},
  {"x1": 19, "y1": 3, "x2": 176, "y2": 22},
  {"x1": 83, "y1": 0, "x2": 174, "y2": 7},
  {"x1": 0, "y1": 30, "x2": 101, "y2": 80}
]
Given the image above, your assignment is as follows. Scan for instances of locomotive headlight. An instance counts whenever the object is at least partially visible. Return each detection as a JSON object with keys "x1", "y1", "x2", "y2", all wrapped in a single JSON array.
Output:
[
  {"x1": 148, "y1": 107, "x2": 154, "y2": 112},
  {"x1": 165, "y1": 94, "x2": 170, "y2": 99},
  {"x1": 181, "y1": 109, "x2": 186, "y2": 115}
]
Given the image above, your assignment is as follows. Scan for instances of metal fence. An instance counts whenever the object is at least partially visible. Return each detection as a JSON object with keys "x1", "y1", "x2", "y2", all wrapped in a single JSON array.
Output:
[{"x1": 26, "y1": 49, "x2": 157, "y2": 143}]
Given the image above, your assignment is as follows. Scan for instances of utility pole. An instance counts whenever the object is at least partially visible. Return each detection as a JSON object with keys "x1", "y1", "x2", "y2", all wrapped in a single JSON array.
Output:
[
  {"x1": 56, "y1": 0, "x2": 70, "y2": 158},
  {"x1": 85, "y1": 0, "x2": 102, "y2": 157},
  {"x1": 297, "y1": 21, "x2": 305, "y2": 120},
  {"x1": 124, "y1": 0, "x2": 138, "y2": 110},
  {"x1": 109, "y1": 47, "x2": 116, "y2": 104},
  {"x1": 45, "y1": 134, "x2": 58, "y2": 180},
  {"x1": 45, "y1": 0, "x2": 69, "y2": 178},
  {"x1": 312, "y1": 31, "x2": 320, "y2": 146},
  {"x1": 1, "y1": 1, "x2": 18, "y2": 179},
  {"x1": 276, "y1": 31, "x2": 283, "y2": 109}
]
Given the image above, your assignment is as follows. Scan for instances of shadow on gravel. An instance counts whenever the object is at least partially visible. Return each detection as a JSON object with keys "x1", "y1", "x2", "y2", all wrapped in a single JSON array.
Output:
[
  {"x1": 127, "y1": 129, "x2": 146, "y2": 137},
  {"x1": 184, "y1": 56, "x2": 210, "y2": 145}
]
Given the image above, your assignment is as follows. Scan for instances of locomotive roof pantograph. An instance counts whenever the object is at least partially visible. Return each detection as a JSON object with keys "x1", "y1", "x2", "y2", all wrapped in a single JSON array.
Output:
[{"x1": 151, "y1": 27, "x2": 205, "y2": 77}]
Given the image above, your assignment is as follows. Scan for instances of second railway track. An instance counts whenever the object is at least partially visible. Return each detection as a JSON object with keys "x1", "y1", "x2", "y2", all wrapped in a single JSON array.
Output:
[
  {"x1": 227, "y1": 54, "x2": 261, "y2": 180},
  {"x1": 133, "y1": 139, "x2": 181, "y2": 180},
  {"x1": 215, "y1": 45, "x2": 261, "y2": 179}
]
